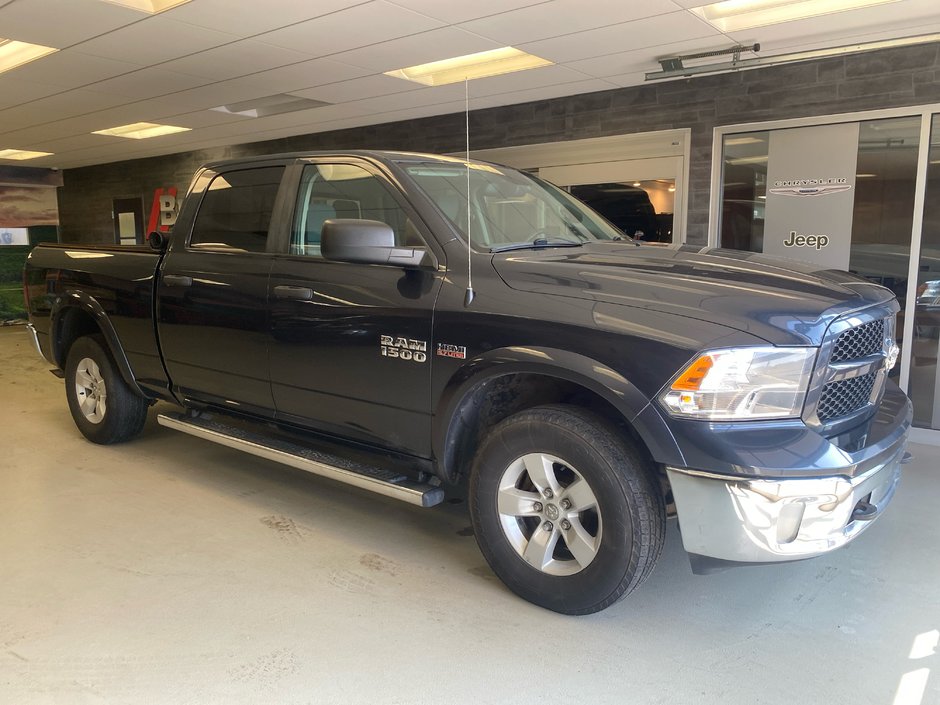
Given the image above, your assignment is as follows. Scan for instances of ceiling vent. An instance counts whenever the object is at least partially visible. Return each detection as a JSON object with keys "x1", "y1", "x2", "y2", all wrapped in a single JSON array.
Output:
[{"x1": 210, "y1": 94, "x2": 332, "y2": 118}]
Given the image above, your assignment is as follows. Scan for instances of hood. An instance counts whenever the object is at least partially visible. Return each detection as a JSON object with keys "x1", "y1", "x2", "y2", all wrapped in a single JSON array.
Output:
[{"x1": 492, "y1": 243, "x2": 897, "y2": 346}]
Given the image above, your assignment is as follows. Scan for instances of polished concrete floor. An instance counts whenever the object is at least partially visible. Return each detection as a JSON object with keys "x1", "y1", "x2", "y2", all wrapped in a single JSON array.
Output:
[{"x1": 2, "y1": 325, "x2": 939, "y2": 705}]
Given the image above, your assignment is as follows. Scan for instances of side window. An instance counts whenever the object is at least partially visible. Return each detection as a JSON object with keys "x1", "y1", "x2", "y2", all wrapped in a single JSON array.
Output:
[
  {"x1": 190, "y1": 166, "x2": 285, "y2": 252},
  {"x1": 291, "y1": 163, "x2": 425, "y2": 257}
]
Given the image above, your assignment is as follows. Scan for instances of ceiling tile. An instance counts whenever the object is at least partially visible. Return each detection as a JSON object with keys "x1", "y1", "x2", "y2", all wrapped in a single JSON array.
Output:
[
  {"x1": 257, "y1": 1, "x2": 444, "y2": 56},
  {"x1": 74, "y1": 15, "x2": 239, "y2": 65},
  {"x1": 0, "y1": 77, "x2": 64, "y2": 110},
  {"x1": 458, "y1": 0, "x2": 682, "y2": 45},
  {"x1": 159, "y1": 39, "x2": 316, "y2": 81},
  {"x1": 162, "y1": 0, "x2": 370, "y2": 36},
  {"x1": 332, "y1": 27, "x2": 503, "y2": 71},
  {"x1": 3, "y1": 50, "x2": 144, "y2": 88},
  {"x1": 291, "y1": 74, "x2": 422, "y2": 103},
  {"x1": 386, "y1": 0, "x2": 549, "y2": 24},
  {"x1": 87, "y1": 67, "x2": 211, "y2": 99},
  {"x1": 520, "y1": 11, "x2": 720, "y2": 64},
  {"x1": 0, "y1": 0, "x2": 144, "y2": 48},
  {"x1": 0, "y1": 89, "x2": 132, "y2": 127},
  {"x1": 567, "y1": 35, "x2": 730, "y2": 78},
  {"x1": 470, "y1": 78, "x2": 619, "y2": 110}
]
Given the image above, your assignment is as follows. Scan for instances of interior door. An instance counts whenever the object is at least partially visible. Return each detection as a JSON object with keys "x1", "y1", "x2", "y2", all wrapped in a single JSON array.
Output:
[
  {"x1": 157, "y1": 164, "x2": 287, "y2": 416},
  {"x1": 268, "y1": 160, "x2": 443, "y2": 457},
  {"x1": 113, "y1": 197, "x2": 143, "y2": 245},
  {"x1": 540, "y1": 156, "x2": 685, "y2": 243}
]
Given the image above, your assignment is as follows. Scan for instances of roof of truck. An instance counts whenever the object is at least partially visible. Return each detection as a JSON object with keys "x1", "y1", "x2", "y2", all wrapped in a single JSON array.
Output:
[{"x1": 200, "y1": 150, "x2": 488, "y2": 170}]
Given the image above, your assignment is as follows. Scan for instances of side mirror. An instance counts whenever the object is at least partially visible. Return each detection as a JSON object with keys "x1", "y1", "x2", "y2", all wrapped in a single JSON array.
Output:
[
  {"x1": 147, "y1": 231, "x2": 167, "y2": 252},
  {"x1": 321, "y1": 219, "x2": 431, "y2": 268}
]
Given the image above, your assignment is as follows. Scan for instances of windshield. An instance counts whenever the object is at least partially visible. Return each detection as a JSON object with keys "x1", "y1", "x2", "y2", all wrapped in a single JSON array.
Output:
[{"x1": 399, "y1": 160, "x2": 624, "y2": 251}]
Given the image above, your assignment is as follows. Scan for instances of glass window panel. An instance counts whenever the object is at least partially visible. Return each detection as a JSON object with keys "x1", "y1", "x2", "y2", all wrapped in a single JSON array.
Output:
[
  {"x1": 190, "y1": 166, "x2": 285, "y2": 252},
  {"x1": 910, "y1": 114, "x2": 940, "y2": 429},
  {"x1": 719, "y1": 131, "x2": 768, "y2": 251}
]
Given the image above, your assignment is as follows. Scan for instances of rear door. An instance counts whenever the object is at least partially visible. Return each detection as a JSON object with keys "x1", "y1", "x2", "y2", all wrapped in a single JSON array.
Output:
[
  {"x1": 157, "y1": 163, "x2": 289, "y2": 416},
  {"x1": 267, "y1": 159, "x2": 444, "y2": 456}
]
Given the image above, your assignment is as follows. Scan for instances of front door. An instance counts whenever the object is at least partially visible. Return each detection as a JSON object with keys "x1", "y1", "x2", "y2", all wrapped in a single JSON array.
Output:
[{"x1": 268, "y1": 160, "x2": 443, "y2": 457}]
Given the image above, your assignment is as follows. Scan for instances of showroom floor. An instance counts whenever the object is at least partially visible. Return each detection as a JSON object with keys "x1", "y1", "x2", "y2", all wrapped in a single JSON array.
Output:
[{"x1": 2, "y1": 325, "x2": 939, "y2": 705}]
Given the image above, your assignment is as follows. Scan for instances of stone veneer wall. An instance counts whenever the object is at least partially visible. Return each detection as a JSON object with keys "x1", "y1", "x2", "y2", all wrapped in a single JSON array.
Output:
[{"x1": 57, "y1": 42, "x2": 940, "y2": 245}]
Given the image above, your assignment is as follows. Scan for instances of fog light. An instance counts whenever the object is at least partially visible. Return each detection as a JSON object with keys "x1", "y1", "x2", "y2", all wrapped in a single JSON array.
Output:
[{"x1": 776, "y1": 502, "x2": 806, "y2": 544}]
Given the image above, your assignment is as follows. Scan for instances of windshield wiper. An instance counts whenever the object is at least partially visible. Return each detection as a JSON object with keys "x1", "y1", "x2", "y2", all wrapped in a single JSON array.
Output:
[{"x1": 490, "y1": 238, "x2": 584, "y2": 253}]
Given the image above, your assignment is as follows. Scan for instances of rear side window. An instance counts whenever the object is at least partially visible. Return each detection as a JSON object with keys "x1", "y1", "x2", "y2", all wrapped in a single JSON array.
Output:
[{"x1": 190, "y1": 166, "x2": 285, "y2": 251}]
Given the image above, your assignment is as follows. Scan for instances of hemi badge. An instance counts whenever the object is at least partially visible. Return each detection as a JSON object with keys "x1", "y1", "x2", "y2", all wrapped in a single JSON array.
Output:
[{"x1": 436, "y1": 343, "x2": 466, "y2": 359}]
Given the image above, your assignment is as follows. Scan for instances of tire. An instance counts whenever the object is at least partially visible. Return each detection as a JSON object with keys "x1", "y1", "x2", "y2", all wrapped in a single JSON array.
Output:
[
  {"x1": 469, "y1": 404, "x2": 666, "y2": 615},
  {"x1": 65, "y1": 334, "x2": 149, "y2": 445}
]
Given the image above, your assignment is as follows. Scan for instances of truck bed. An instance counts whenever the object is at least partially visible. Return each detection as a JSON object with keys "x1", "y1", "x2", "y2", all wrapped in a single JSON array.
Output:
[{"x1": 24, "y1": 243, "x2": 169, "y2": 397}]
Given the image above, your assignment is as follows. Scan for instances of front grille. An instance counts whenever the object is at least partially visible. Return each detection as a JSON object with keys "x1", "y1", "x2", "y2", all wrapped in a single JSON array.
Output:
[
  {"x1": 817, "y1": 371, "x2": 878, "y2": 422},
  {"x1": 830, "y1": 319, "x2": 884, "y2": 362}
]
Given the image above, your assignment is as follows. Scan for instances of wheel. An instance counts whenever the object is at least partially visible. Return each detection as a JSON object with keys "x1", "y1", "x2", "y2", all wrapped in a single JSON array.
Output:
[
  {"x1": 65, "y1": 335, "x2": 149, "y2": 444},
  {"x1": 469, "y1": 404, "x2": 665, "y2": 614}
]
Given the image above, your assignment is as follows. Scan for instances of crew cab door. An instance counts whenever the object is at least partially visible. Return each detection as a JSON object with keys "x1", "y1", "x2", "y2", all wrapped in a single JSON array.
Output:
[
  {"x1": 267, "y1": 160, "x2": 444, "y2": 456},
  {"x1": 157, "y1": 163, "x2": 288, "y2": 416}
]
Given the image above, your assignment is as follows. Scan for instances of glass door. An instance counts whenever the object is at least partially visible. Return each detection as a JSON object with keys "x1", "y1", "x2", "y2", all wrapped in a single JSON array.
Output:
[
  {"x1": 538, "y1": 156, "x2": 685, "y2": 243},
  {"x1": 910, "y1": 114, "x2": 940, "y2": 429}
]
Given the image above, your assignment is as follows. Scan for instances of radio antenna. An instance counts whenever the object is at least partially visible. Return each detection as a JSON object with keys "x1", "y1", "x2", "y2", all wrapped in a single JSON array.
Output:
[{"x1": 463, "y1": 76, "x2": 475, "y2": 307}]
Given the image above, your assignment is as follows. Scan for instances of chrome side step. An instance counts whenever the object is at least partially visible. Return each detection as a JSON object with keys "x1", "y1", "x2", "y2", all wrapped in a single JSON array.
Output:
[{"x1": 157, "y1": 413, "x2": 444, "y2": 508}]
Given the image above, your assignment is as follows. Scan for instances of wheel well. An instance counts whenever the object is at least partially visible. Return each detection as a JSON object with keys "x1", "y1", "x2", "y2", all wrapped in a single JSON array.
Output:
[
  {"x1": 442, "y1": 373, "x2": 663, "y2": 492},
  {"x1": 54, "y1": 307, "x2": 100, "y2": 368}
]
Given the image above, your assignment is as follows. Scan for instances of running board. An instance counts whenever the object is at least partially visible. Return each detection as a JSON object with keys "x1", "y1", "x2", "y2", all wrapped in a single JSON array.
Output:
[{"x1": 157, "y1": 413, "x2": 444, "y2": 508}]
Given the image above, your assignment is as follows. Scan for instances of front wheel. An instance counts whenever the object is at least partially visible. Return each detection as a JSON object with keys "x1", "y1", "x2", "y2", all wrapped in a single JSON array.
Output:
[
  {"x1": 65, "y1": 335, "x2": 149, "y2": 444},
  {"x1": 469, "y1": 405, "x2": 665, "y2": 614}
]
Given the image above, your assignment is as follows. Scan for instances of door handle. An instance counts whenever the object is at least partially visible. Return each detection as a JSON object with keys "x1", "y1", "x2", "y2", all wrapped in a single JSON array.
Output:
[
  {"x1": 273, "y1": 285, "x2": 314, "y2": 301},
  {"x1": 163, "y1": 274, "x2": 193, "y2": 287}
]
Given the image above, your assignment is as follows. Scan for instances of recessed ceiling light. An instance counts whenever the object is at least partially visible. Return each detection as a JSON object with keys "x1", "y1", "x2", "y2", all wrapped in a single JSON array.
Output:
[
  {"x1": 728, "y1": 155, "x2": 769, "y2": 165},
  {"x1": 0, "y1": 38, "x2": 57, "y2": 74},
  {"x1": 100, "y1": 0, "x2": 191, "y2": 13},
  {"x1": 92, "y1": 122, "x2": 191, "y2": 139},
  {"x1": 385, "y1": 47, "x2": 553, "y2": 86},
  {"x1": 0, "y1": 148, "x2": 54, "y2": 160},
  {"x1": 691, "y1": 0, "x2": 900, "y2": 32},
  {"x1": 856, "y1": 173, "x2": 878, "y2": 177}
]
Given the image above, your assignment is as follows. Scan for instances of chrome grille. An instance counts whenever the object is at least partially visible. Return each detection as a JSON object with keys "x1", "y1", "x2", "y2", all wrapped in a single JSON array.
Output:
[
  {"x1": 830, "y1": 319, "x2": 885, "y2": 362},
  {"x1": 817, "y1": 371, "x2": 878, "y2": 423}
]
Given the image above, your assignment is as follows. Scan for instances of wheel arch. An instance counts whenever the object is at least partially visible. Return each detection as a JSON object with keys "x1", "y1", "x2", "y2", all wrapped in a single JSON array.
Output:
[
  {"x1": 51, "y1": 291, "x2": 146, "y2": 397},
  {"x1": 433, "y1": 346, "x2": 683, "y2": 485}
]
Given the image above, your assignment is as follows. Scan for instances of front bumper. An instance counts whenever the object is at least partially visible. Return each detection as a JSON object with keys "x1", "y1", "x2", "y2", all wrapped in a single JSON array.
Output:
[{"x1": 666, "y1": 391, "x2": 911, "y2": 565}]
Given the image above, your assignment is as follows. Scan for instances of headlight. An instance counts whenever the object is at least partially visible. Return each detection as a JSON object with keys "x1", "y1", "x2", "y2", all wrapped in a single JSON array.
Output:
[{"x1": 660, "y1": 347, "x2": 817, "y2": 420}]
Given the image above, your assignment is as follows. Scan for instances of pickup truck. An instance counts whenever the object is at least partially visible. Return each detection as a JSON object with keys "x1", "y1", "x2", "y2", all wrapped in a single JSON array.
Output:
[{"x1": 24, "y1": 151, "x2": 912, "y2": 614}]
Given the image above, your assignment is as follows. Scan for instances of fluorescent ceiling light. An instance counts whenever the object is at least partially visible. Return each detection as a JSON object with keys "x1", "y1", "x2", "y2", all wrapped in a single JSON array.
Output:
[
  {"x1": 0, "y1": 38, "x2": 57, "y2": 74},
  {"x1": 93, "y1": 122, "x2": 191, "y2": 139},
  {"x1": 385, "y1": 47, "x2": 552, "y2": 86},
  {"x1": 100, "y1": 0, "x2": 191, "y2": 13},
  {"x1": 691, "y1": 0, "x2": 900, "y2": 32},
  {"x1": 0, "y1": 148, "x2": 54, "y2": 160},
  {"x1": 728, "y1": 155, "x2": 769, "y2": 165},
  {"x1": 725, "y1": 136, "x2": 765, "y2": 146},
  {"x1": 211, "y1": 94, "x2": 331, "y2": 118},
  {"x1": 856, "y1": 173, "x2": 878, "y2": 177}
]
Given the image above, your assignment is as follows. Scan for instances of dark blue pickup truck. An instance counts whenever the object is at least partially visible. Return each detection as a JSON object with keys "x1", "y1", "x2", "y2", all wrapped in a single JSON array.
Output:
[{"x1": 24, "y1": 151, "x2": 911, "y2": 614}]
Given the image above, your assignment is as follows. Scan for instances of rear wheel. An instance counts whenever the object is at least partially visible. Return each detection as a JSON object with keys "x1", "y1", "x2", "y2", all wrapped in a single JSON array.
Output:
[
  {"x1": 469, "y1": 404, "x2": 665, "y2": 614},
  {"x1": 65, "y1": 335, "x2": 149, "y2": 444}
]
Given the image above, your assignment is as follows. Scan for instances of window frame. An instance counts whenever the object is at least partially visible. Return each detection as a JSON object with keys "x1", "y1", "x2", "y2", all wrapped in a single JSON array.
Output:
[
  {"x1": 269, "y1": 157, "x2": 442, "y2": 269},
  {"x1": 184, "y1": 162, "x2": 291, "y2": 255}
]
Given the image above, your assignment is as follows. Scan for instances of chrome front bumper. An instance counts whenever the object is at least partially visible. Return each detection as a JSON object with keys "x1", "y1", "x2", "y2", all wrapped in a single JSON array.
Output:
[{"x1": 666, "y1": 441, "x2": 907, "y2": 564}]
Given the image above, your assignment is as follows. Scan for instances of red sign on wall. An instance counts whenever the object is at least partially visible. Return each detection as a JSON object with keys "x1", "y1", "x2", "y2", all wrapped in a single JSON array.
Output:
[{"x1": 148, "y1": 187, "x2": 178, "y2": 233}]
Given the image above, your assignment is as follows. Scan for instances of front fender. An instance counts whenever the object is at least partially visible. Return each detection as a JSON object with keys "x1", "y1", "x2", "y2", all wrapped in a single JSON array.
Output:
[{"x1": 432, "y1": 346, "x2": 685, "y2": 476}]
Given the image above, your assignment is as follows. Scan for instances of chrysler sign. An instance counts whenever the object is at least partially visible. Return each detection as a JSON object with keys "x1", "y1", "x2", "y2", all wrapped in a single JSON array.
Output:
[{"x1": 769, "y1": 177, "x2": 852, "y2": 197}]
